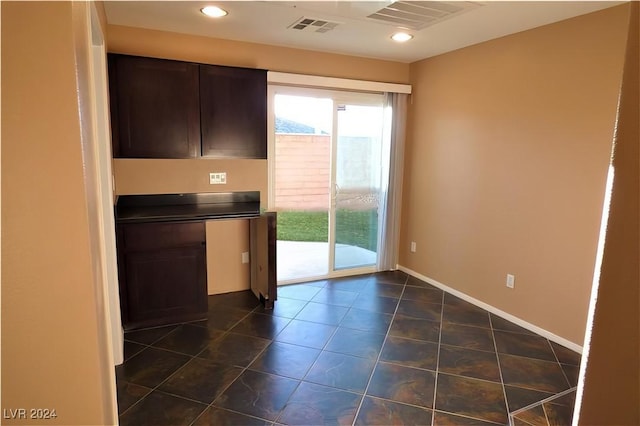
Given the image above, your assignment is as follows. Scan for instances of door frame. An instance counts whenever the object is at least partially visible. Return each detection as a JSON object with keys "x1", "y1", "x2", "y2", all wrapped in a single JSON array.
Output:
[
  {"x1": 88, "y1": 4, "x2": 123, "y2": 364},
  {"x1": 268, "y1": 85, "x2": 384, "y2": 284}
]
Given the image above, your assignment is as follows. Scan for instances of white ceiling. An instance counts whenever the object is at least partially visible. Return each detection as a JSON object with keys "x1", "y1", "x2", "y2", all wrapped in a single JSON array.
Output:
[{"x1": 105, "y1": 1, "x2": 623, "y2": 63}]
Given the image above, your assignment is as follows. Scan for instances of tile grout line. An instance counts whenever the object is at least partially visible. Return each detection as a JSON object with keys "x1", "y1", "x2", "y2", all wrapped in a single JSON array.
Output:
[
  {"x1": 116, "y1": 387, "x2": 152, "y2": 419},
  {"x1": 489, "y1": 312, "x2": 513, "y2": 426},
  {"x1": 511, "y1": 415, "x2": 538, "y2": 426},
  {"x1": 118, "y1": 325, "x2": 191, "y2": 418},
  {"x1": 120, "y1": 309, "x2": 256, "y2": 422},
  {"x1": 510, "y1": 386, "x2": 577, "y2": 417},
  {"x1": 122, "y1": 324, "x2": 182, "y2": 355},
  {"x1": 130, "y1": 327, "x2": 227, "y2": 359},
  {"x1": 188, "y1": 312, "x2": 293, "y2": 426},
  {"x1": 438, "y1": 340, "x2": 502, "y2": 355},
  {"x1": 272, "y1": 283, "x2": 352, "y2": 425},
  {"x1": 127, "y1": 323, "x2": 182, "y2": 346},
  {"x1": 208, "y1": 370, "x2": 280, "y2": 426},
  {"x1": 306, "y1": 280, "x2": 384, "y2": 424},
  {"x1": 430, "y1": 287, "x2": 445, "y2": 425},
  {"x1": 272, "y1": 277, "x2": 387, "y2": 423},
  {"x1": 548, "y1": 338, "x2": 574, "y2": 390},
  {"x1": 119, "y1": 355, "x2": 202, "y2": 419},
  {"x1": 118, "y1": 281, "x2": 365, "y2": 423},
  {"x1": 141, "y1": 324, "x2": 253, "y2": 418},
  {"x1": 122, "y1": 340, "x2": 150, "y2": 360},
  {"x1": 190, "y1": 406, "x2": 272, "y2": 426},
  {"x1": 433, "y1": 408, "x2": 505, "y2": 426},
  {"x1": 494, "y1": 350, "x2": 579, "y2": 368},
  {"x1": 360, "y1": 395, "x2": 505, "y2": 426},
  {"x1": 541, "y1": 400, "x2": 552, "y2": 426},
  {"x1": 491, "y1": 322, "x2": 575, "y2": 424},
  {"x1": 190, "y1": 315, "x2": 295, "y2": 426},
  {"x1": 350, "y1": 274, "x2": 410, "y2": 426}
]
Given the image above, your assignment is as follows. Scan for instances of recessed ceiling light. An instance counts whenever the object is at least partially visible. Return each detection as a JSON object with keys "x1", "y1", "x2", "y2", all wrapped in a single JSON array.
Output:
[
  {"x1": 201, "y1": 6, "x2": 228, "y2": 18},
  {"x1": 391, "y1": 32, "x2": 413, "y2": 42}
]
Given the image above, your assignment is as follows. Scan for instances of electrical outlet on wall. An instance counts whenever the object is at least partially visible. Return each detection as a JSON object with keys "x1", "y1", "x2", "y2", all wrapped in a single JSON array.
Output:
[
  {"x1": 506, "y1": 274, "x2": 515, "y2": 289},
  {"x1": 209, "y1": 172, "x2": 227, "y2": 184},
  {"x1": 410, "y1": 241, "x2": 417, "y2": 253},
  {"x1": 242, "y1": 252, "x2": 249, "y2": 264}
]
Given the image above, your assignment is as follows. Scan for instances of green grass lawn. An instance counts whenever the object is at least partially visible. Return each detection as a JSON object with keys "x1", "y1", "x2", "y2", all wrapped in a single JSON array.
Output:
[
  {"x1": 277, "y1": 210, "x2": 378, "y2": 252},
  {"x1": 277, "y1": 211, "x2": 328, "y2": 242}
]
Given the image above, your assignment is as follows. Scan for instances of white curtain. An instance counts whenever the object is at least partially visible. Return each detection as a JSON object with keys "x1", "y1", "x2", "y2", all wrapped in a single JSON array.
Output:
[{"x1": 377, "y1": 92, "x2": 409, "y2": 271}]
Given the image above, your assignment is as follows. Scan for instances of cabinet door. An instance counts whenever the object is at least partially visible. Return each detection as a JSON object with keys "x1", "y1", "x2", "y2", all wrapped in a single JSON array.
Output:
[
  {"x1": 109, "y1": 55, "x2": 200, "y2": 158},
  {"x1": 117, "y1": 221, "x2": 207, "y2": 329},
  {"x1": 200, "y1": 65, "x2": 267, "y2": 158},
  {"x1": 123, "y1": 246, "x2": 207, "y2": 327}
]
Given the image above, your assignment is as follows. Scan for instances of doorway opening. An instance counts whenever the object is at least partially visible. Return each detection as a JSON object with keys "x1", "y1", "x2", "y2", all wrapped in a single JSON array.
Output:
[{"x1": 269, "y1": 87, "x2": 386, "y2": 284}]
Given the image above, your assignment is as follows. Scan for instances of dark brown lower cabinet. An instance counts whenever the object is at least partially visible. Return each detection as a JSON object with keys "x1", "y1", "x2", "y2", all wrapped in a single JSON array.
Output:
[{"x1": 117, "y1": 221, "x2": 207, "y2": 330}]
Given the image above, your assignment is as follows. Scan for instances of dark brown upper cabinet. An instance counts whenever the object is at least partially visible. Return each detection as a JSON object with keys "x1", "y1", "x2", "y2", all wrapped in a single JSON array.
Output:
[
  {"x1": 108, "y1": 54, "x2": 267, "y2": 159},
  {"x1": 200, "y1": 65, "x2": 267, "y2": 159},
  {"x1": 109, "y1": 54, "x2": 201, "y2": 158}
]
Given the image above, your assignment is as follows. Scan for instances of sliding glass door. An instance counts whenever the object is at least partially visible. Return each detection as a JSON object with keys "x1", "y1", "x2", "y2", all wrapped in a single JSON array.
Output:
[
  {"x1": 332, "y1": 102, "x2": 383, "y2": 271},
  {"x1": 270, "y1": 87, "x2": 385, "y2": 284},
  {"x1": 272, "y1": 92, "x2": 332, "y2": 281}
]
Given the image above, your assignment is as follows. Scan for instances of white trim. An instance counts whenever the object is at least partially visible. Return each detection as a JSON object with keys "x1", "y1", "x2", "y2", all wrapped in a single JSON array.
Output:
[
  {"x1": 328, "y1": 103, "x2": 338, "y2": 274},
  {"x1": 398, "y1": 265, "x2": 584, "y2": 354},
  {"x1": 89, "y1": 6, "x2": 123, "y2": 368},
  {"x1": 267, "y1": 71, "x2": 411, "y2": 94}
]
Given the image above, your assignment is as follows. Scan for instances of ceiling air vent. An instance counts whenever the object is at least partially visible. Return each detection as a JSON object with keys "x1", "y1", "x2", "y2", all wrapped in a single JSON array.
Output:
[
  {"x1": 367, "y1": 1, "x2": 482, "y2": 31},
  {"x1": 288, "y1": 17, "x2": 341, "y2": 34}
]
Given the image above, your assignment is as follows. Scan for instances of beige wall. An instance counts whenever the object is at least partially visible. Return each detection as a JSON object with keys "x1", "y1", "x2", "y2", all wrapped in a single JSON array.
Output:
[
  {"x1": 206, "y1": 220, "x2": 251, "y2": 295},
  {"x1": 107, "y1": 24, "x2": 410, "y2": 83},
  {"x1": 578, "y1": 3, "x2": 639, "y2": 423},
  {"x1": 2, "y1": 2, "x2": 115, "y2": 424},
  {"x1": 113, "y1": 159, "x2": 268, "y2": 200},
  {"x1": 400, "y1": 5, "x2": 630, "y2": 344}
]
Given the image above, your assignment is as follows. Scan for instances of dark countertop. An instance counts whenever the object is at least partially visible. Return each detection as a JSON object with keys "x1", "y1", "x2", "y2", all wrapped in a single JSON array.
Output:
[{"x1": 116, "y1": 191, "x2": 261, "y2": 224}]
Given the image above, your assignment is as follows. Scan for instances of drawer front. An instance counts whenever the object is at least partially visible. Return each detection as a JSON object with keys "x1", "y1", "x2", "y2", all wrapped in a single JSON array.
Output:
[{"x1": 120, "y1": 221, "x2": 205, "y2": 251}]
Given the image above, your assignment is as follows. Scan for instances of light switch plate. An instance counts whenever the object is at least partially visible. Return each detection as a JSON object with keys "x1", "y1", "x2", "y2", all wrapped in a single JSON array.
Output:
[{"x1": 209, "y1": 172, "x2": 227, "y2": 185}]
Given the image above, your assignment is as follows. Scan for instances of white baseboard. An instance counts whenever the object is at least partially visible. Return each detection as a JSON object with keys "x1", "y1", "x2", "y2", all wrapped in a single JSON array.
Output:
[{"x1": 397, "y1": 265, "x2": 583, "y2": 354}]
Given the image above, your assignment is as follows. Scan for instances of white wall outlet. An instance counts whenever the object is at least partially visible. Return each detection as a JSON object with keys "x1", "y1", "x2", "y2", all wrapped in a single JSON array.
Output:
[
  {"x1": 241, "y1": 252, "x2": 250, "y2": 264},
  {"x1": 506, "y1": 274, "x2": 515, "y2": 289},
  {"x1": 209, "y1": 172, "x2": 227, "y2": 185},
  {"x1": 410, "y1": 241, "x2": 417, "y2": 253}
]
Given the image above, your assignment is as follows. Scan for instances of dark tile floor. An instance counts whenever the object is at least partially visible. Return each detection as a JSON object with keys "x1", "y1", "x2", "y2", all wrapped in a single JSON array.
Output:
[{"x1": 116, "y1": 271, "x2": 581, "y2": 425}]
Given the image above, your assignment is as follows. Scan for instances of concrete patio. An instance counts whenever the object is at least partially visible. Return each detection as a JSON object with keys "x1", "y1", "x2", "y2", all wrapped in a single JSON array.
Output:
[{"x1": 277, "y1": 240, "x2": 376, "y2": 283}]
